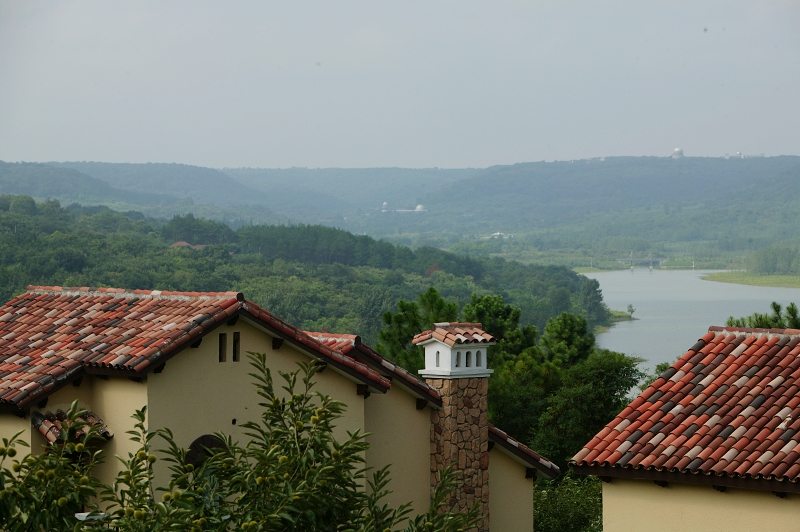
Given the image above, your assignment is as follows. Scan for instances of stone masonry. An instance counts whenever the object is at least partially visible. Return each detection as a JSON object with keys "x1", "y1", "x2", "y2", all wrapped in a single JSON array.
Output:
[{"x1": 426, "y1": 377, "x2": 490, "y2": 532}]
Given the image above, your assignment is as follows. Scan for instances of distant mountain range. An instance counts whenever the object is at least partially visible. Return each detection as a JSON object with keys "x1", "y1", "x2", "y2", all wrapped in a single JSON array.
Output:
[
  {"x1": 0, "y1": 161, "x2": 176, "y2": 206},
  {"x1": 2, "y1": 156, "x2": 800, "y2": 261}
]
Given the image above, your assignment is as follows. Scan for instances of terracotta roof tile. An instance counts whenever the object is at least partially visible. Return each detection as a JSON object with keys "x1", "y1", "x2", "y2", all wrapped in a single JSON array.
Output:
[
  {"x1": 412, "y1": 322, "x2": 495, "y2": 347},
  {"x1": 0, "y1": 286, "x2": 389, "y2": 410},
  {"x1": 572, "y1": 326, "x2": 800, "y2": 489}
]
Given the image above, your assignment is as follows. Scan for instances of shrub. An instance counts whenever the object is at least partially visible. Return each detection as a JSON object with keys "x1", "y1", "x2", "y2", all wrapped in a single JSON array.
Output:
[
  {"x1": 534, "y1": 474, "x2": 602, "y2": 532},
  {"x1": 0, "y1": 402, "x2": 104, "y2": 531}
]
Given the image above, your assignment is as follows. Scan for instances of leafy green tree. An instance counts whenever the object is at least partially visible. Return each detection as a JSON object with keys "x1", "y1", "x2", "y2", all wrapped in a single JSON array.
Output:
[
  {"x1": 539, "y1": 313, "x2": 595, "y2": 367},
  {"x1": 462, "y1": 294, "x2": 537, "y2": 365},
  {"x1": 727, "y1": 301, "x2": 800, "y2": 329},
  {"x1": 161, "y1": 213, "x2": 238, "y2": 245},
  {"x1": 488, "y1": 313, "x2": 598, "y2": 443},
  {"x1": 531, "y1": 350, "x2": 644, "y2": 470},
  {"x1": 488, "y1": 350, "x2": 552, "y2": 443},
  {"x1": 9, "y1": 195, "x2": 37, "y2": 216},
  {"x1": 377, "y1": 287, "x2": 457, "y2": 372},
  {"x1": 573, "y1": 278, "x2": 611, "y2": 326}
]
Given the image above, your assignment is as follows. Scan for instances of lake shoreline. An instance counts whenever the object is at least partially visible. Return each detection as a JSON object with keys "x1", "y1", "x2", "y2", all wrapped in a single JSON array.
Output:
[
  {"x1": 703, "y1": 271, "x2": 800, "y2": 289},
  {"x1": 585, "y1": 269, "x2": 800, "y2": 371},
  {"x1": 595, "y1": 309, "x2": 635, "y2": 335}
]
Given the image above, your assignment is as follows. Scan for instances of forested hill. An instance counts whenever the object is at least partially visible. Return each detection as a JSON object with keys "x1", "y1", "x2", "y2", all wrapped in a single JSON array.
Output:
[
  {"x1": 223, "y1": 167, "x2": 475, "y2": 222},
  {"x1": 0, "y1": 161, "x2": 177, "y2": 206},
  {"x1": 9, "y1": 156, "x2": 798, "y2": 267},
  {"x1": 345, "y1": 155, "x2": 800, "y2": 234},
  {"x1": 0, "y1": 196, "x2": 610, "y2": 343},
  {"x1": 50, "y1": 161, "x2": 268, "y2": 208},
  {"x1": 445, "y1": 156, "x2": 800, "y2": 226},
  {"x1": 337, "y1": 156, "x2": 800, "y2": 266},
  {"x1": 0, "y1": 161, "x2": 287, "y2": 226}
]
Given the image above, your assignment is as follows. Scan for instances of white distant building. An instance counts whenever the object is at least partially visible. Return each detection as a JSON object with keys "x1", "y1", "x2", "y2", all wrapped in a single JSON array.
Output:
[
  {"x1": 395, "y1": 204, "x2": 427, "y2": 213},
  {"x1": 672, "y1": 147, "x2": 684, "y2": 159}
]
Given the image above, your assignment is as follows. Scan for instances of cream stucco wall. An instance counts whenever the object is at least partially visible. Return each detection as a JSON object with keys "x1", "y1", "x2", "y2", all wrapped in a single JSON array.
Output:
[
  {"x1": 364, "y1": 384, "x2": 431, "y2": 516},
  {"x1": 488, "y1": 448, "x2": 533, "y2": 532},
  {"x1": 1, "y1": 319, "x2": 376, "y2": 491},
  {"x1": 90, "y1": 377, "x2": 148, "y2": 488},
  {"x1": 146, "y1": 319, "x2": 366, "y2": 486},
  {"x1": 604, "y1": 478, "x2": 799, "y2": 532},
  {"x1": 0, "y1": 412, "x2": 31, "y2": 450}
]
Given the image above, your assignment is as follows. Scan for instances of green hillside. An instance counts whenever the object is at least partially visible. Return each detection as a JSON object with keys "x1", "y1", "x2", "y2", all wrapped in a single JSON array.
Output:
[
  {"x1": 337, "y1": 156, "x2": 800, "y2": 267},
  {"x1": 0, "y1": 161, "x2": 287, "y2": 227},
  {"x1": 0, "y1": 161, "x2": 178, "y2": 206},
  {"x1": 51, "y1": 161, "x2": 270, "y2": 207}
]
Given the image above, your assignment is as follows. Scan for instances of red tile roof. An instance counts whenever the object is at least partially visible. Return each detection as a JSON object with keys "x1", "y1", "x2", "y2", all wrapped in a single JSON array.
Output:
[
  {"x1": 0, "y1": 286, "x2": 388, "y2": 411},
  {"x1": 170, "y1": 241, "x2": 206, "y2": 251},
  {"x1": 32, "y1": 409, "x2": 112, "y2": 443},
  {"x1": 572, "y1": 326, "x2": 800, "y2": 493},
  {"x1": 305, "y1": 332, "x2": 361, "y2": 354},
  {"x1": 412, "y1": 322, "x2": 495, "y2": 347}
]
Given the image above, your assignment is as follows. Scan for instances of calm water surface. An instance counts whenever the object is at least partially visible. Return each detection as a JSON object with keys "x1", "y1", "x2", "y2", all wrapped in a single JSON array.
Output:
[{"x1": 585, "y1": 269, "x2": 800, "y2": 372}]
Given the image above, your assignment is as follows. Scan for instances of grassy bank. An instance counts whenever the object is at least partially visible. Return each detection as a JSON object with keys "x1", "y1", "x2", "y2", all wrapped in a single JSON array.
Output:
[
  {"x1": 595, "y1": 309, "x2": 635, "y2": 335},
  {"x1": 703, "y1": 271, "x2": 800, "y2": 288}
]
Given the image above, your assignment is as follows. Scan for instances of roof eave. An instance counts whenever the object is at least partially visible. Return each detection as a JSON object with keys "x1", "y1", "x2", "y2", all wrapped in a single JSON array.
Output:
[
  {"x1": 489, "y1": 429, "x2": 560, "y2": 479},
  {"x1": 352, "y1": 345, "x2": 443, "y2": 408},
  {"x1": 571, "y1": 464, "x2": 800, "y2": 494},
  {"x1": 1, "y1": 363, "x2": 86, "y2": 413},
  {"x1": 237, "y1": 310, "x2": 389, "y2": 394}
]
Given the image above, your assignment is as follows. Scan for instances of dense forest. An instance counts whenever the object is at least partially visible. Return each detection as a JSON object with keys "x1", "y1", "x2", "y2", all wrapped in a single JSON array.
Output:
[
  {"x1": 0, "y1": 195, "x2": 609, "y2": 344},
  {"x1": 744, "y1": 243, "x2": 800, "y2": 276}
]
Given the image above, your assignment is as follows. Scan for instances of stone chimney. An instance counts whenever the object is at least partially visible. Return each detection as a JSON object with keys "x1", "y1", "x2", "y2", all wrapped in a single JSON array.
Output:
[{"x1": 414, "y1": 322, "x2": 495, "y2": 532}]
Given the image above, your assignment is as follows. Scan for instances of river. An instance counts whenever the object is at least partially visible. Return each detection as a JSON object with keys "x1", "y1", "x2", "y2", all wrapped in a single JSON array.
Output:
[{"x1": 585, "y1": 269, "x2": 800, "y2": 373}]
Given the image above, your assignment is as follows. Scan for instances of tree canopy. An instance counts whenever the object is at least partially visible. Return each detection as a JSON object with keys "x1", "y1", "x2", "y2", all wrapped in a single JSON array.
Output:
[{"x1": 727, "y1": 301, "x2": 800, "y2": 329}]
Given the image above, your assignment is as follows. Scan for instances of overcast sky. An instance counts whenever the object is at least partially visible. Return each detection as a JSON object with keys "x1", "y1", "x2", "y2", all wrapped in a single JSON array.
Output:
[{"x1": 1, "y1": 1, "x2": 798, "y2": 168}]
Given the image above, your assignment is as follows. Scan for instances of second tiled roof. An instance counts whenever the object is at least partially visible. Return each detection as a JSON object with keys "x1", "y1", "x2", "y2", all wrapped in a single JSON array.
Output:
[{"x1": 572, "y1": 326, "x2": 800, "y2": 487}]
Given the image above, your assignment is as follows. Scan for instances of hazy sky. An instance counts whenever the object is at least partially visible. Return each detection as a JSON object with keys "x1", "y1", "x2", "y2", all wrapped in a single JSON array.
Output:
[{"x1": 1, "y1": 1, "x2": 798, "y2": 168}]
